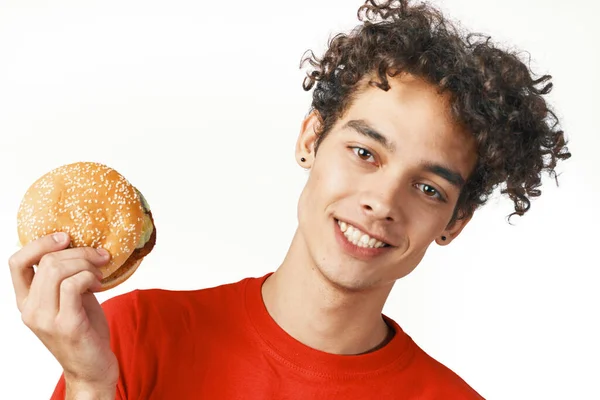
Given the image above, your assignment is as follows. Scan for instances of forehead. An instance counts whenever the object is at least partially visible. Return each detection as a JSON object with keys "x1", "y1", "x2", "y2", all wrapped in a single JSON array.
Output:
[{"x1": 338, "y1": 73, "x2": 477, "y2": 173}]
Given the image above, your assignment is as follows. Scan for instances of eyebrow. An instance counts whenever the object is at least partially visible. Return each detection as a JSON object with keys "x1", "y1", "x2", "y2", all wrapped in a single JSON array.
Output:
[
  {"x1": 344, "y1": 119, "x2": 465, "y2": 188},
  {"x1": 344, "y1": 119, "x2": 395, "y2": 152},
  {"x1": 422, "y1": 162, "x2": 465, "y2": 188}
]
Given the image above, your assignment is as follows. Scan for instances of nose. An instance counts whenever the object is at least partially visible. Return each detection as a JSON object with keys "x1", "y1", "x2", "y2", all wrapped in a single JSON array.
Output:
[{"x1": 358, "y1": 187, "x2": 401, "y2": 223}]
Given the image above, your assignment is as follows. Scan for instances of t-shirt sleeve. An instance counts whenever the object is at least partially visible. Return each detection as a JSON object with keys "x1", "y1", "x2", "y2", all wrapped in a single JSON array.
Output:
[{"x1": 49, "y1": 290, "x2": 141, "y2": 400}]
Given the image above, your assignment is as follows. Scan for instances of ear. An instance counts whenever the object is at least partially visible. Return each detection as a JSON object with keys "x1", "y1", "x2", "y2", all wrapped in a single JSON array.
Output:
[
  {"x1": 295, "y1": 111, "x2": 321, "y2": 168},
  {"x1": 436, "y1": 213, "x2": 473, "y2": 246}
]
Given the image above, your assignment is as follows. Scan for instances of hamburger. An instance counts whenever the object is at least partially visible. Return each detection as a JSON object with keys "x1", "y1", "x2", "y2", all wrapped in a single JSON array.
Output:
[{"x1": 16, "y1": 161, "x2": 156, "y2": 291}]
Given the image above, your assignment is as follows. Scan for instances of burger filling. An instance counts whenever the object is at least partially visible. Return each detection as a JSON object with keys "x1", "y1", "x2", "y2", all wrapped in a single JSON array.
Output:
[
  {"x1": 102, "y1": 189, "x2": 156, "y2": 284},
  {"x1": 137, "y1": 212, "x2": 154, "y2": 249},
  {"x1": 136, "y1": 189, "x2": 154, "y2": 249}
]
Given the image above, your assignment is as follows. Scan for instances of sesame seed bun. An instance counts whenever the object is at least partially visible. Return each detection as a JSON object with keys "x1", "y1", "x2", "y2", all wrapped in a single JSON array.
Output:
[{"x1": 16, "y1": 161, "x2": 156, "y2": 291}]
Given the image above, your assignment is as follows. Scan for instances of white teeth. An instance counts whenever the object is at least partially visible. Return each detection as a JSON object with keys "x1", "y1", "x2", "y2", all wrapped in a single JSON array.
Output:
[{"x1": 337, "y1": 219, "x2": 388, "y2": 249}]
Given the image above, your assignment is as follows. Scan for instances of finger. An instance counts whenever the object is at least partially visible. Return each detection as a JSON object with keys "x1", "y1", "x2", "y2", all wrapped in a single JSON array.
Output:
[
  {"x1": 8, "y1": 232, "x2": 71, "y2": 311},
  {"x1": 59, "y1": 271, "x2": 102, "y2": 319},
  {"x1": 41, "y1": 246, "x2": 112, "y2": 267},
  {"x1": 28, "y1": 258, "x2": 104, "y2": 315}
]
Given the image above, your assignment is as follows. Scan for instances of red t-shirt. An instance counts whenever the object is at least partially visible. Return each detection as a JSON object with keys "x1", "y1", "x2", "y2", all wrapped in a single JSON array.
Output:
[{"x1": 50, "y1": 274, "x2": 484, "y2": 399}]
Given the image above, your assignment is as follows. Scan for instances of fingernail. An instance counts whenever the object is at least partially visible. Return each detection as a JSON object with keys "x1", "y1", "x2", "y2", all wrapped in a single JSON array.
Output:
[
  {"x1": 52, "y1": 232, "x2": 67, "y2": 243},
  {"x1": 96, "y1": 248, "x2": 110, "y2": 258}
]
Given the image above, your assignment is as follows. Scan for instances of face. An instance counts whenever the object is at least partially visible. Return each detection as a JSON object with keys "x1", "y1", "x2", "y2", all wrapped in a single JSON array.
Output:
[{"x1": 295, "y1": 73, "x2": 478, "y2": 291}]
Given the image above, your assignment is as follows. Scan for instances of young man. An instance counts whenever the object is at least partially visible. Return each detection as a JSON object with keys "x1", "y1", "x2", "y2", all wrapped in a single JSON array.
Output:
[{"x1": 9, "y1": 0, "x2": 570, "y2": 399}]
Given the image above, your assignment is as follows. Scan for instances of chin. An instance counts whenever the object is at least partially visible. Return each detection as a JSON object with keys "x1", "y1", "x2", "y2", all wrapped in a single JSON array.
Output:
[
  {"x1": 312, "y1": 258, "x2": 386, "y2": 293},
  {"x1": 319, "y1": 261, "x2": 420, "y2": 294},
  {"x1": 311, "y1": 241, "x2": 421, "y2": 293}
]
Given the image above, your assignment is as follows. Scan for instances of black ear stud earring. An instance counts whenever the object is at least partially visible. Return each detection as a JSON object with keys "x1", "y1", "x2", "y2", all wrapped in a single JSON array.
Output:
[
  {"x1": 441, "y1": 236, "x2": 447, "y2": 241},
  {"x1": 300, "y1": 157, "x2": 306, "y2": 162}
]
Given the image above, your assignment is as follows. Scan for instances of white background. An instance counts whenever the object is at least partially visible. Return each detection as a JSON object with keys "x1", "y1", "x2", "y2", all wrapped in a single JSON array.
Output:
[{"x1": 1, "y1": 0, "x2": 598, "y2": 398}]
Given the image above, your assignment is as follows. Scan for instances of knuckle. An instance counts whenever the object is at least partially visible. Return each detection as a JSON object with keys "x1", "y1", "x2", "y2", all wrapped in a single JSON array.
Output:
[
  {"x1": 20, "y1": 309, "x2": 32, "y2": 326},
  {"x1": 61, "y1": 270, "x2": 97, "y2": 295},
  {"x1": 8, "y1": 253, "x2": 20, "y2": 271},
  {"x1": 20, "y1": 307, "x2": 39, "y2": 329},
  {"x1": 60, "y1": 277, "x2": 79, "y2": 294},
  {"x1": 79, "y1": 269, "x2": 92, "y2": 278},
  {"x1": 40, "y1": 258, "x2": 63, "y2": 278},
  {"x1": 34, "y1": 319, "x2": 54, "y2": 337},
  {"x1": 39, "y1": 252, "x2": 57, "y2": 267},
  {"x1": 80, "y1": 270, "x2": 97, "y2": 285},
  {"x1": 48, "y1": 260, "x2": 63, "y2": 275}
]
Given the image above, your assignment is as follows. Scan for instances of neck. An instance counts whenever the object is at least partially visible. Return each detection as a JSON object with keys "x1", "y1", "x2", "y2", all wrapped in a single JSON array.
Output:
[{"x1": 261, "y1": 230, "x2": 395, "y2": 355}]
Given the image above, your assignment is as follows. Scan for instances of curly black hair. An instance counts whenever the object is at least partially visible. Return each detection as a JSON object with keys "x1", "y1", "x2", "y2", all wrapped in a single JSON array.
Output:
[{"x1": 300, "y1": 0, "x2": 571, "y2": 223}]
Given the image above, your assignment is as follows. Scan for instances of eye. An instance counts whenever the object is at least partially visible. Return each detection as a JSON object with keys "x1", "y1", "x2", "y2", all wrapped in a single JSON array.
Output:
[
  {"x1": 351, "y1": 146, "x2": 375, "y2": 163},
  {"x1": 415, "y1": 183, "x2": 445, "y2": 201}
]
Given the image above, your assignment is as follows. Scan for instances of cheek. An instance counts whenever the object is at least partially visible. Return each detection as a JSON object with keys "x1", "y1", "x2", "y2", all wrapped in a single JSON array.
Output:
[
  {"x1": 404, "y1": 210, "x2": 448, "y2": 252},
  {"x1": 410, "y1": 220, "x2": 438, "y2": 244},
  {"x1": 301, "y1": 152, "x2": 354, "y2": 214}
]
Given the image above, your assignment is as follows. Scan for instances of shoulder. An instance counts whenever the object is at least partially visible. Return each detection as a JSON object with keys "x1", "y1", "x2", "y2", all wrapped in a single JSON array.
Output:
[
  {"x1": 99, "y1": 275, "x2": 255, "y2": 328},
  {"x1": 408, "y1": 342, "x2": 485, "y2": 399}
]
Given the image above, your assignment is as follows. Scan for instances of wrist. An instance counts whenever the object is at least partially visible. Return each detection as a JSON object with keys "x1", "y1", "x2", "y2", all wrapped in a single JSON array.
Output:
[{"x1": 64, "y1": 378, "x2": 117, "y2": 400}]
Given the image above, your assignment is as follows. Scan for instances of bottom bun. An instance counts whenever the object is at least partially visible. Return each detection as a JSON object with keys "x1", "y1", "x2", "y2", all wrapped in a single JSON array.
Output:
[
  {"x1": 99, "y1": 211, "x2": 157, "y2": 291},
  {"x1": 100, "y1": 258, "x2": 143, "y2": 291}
]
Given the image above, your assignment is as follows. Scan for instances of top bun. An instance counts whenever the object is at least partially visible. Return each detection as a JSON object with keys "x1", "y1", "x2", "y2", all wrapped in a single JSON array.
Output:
[{"x1": 17, "y1": 161, "x2": 147, "y2": 280}]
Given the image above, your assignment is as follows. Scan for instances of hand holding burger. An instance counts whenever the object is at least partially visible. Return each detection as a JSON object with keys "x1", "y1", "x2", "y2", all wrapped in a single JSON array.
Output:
[
  {"x1": 8, "y1": 161, "x2": 156, "y2": 398},
  {"x1": 17, "y1": 161, "x2": 156, "y2": 290}
]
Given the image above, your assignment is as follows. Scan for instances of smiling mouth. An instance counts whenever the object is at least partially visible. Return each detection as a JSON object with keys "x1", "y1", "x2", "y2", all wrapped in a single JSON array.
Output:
[{"x1": 335, "y1": 219, "x2": 391, "y2": 248}]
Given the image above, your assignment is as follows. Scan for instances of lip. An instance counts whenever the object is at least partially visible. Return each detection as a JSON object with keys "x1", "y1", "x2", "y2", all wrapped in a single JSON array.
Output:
[
  {"x1": 335, "y1": 217, "x2": 395, "y2": 247},
  {"x1": 333, "y1": 218, "x2": 392, "y2": 261}
]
